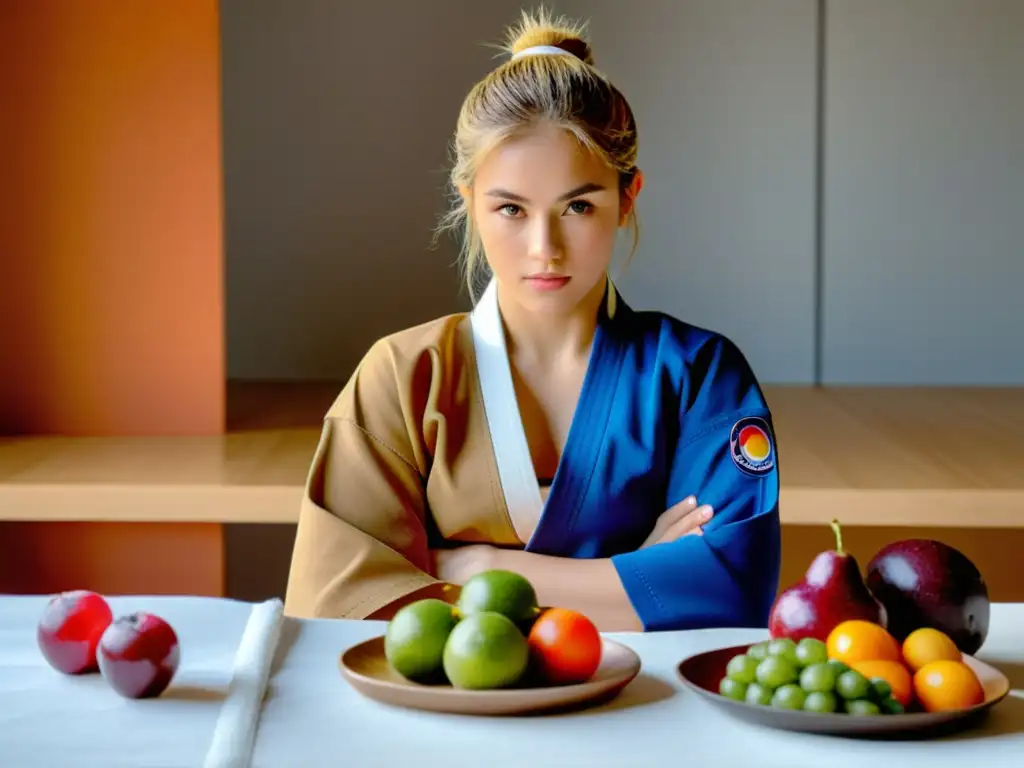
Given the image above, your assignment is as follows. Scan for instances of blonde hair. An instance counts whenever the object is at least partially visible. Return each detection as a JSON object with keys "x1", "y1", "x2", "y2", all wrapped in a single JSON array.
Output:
[{"x1": 436, "y1": 8, "x2": 641, "y2": 301}]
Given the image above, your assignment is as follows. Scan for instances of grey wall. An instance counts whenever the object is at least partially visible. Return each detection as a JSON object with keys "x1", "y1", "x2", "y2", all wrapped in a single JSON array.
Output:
[
  {"x1": 571, "y1": 0, "x2": 818, "y2": 384},
  {"x1": 221, "y1": 0, "x2": 1023, "y2": 387},
  {"x1": 220, "y1": 1, "x2": 512, "y2": 380},
  {"x1": 822, "y1": 0, "x2": 1023, "y2": 384}
]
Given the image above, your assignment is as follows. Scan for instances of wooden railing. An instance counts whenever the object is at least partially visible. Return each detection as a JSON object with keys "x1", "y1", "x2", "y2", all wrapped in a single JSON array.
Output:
[{"x1": 2, "y1": 383, "x2": 1022, "y2": 600}]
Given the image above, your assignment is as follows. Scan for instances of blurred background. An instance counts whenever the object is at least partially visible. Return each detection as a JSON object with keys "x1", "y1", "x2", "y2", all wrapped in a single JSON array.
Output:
[{"x1": 1, "y1": 1, "x2": 1021, "y2": 604}]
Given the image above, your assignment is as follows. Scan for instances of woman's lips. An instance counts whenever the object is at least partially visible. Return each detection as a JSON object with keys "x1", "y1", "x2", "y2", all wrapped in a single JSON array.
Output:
[{"x1": 524, "y1": 275, "x2": 571, "y2": 291}]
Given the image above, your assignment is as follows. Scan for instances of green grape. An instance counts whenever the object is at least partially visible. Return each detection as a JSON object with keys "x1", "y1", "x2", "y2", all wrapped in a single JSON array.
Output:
[
  {"x1": 799, "y1": 663, "x2": 838, "y2": 694},
  {"x1": 726, "y1": 654, "x2": 760, "y2": 685},
  {"x1": 870, "y1": 677, "x2": 892, "y2": 701},
  {"x1": 746, "y1": 642, "x2": 769, "y2": 661},
  {"x1": 879, "y1": 697, "x2": 905, "y2": 715},
  {"x1": 756, "y1": 656, "x2": 799, "y2": 689},
  {"x1": 836, "y1": 669, "x2": 871, "y2": 700},
  {"x1": 845, "y1": 699, "x2": 881, "y2": 716},
  {"x1": 826, "y1": 659, "x2": 850, "y2": 675},
  {"x1": 795, "y1": 638, "x2": 829, "y2": 667},
  {"x1": 745, "y1": 682, "x2": 774, "y2": 706},
  {"x1": 803, "y1": 691, "x2": 839, "y2": 713},
  {"x1": 771, "y1": 684, "x2": 807, "y2": 710},
  {"x1": 719, "y1": 677, "x2": 748, "y2": 701},
  {"x1": 767, "y1": 638, "x2": 800, "y2": 667}
]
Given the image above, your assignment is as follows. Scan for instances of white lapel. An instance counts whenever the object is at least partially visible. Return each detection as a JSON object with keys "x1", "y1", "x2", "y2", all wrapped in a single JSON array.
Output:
[
  {"x1": 469, "y1": 276, "x2": 618, "y2": 544},
  {"x1": 470, "y1": 279, "x2": 543, "y2": 542}
]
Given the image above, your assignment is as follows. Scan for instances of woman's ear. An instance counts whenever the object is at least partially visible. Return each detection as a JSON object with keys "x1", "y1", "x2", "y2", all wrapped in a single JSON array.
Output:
[{"x1": 619, "y1": 169, "x2": 644, "y2": 224}]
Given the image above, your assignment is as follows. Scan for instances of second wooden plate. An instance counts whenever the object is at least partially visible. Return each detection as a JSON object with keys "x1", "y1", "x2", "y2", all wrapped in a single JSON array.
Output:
[{"x1": 677, "y1": 642, "x2": 1010, "y2": 737}]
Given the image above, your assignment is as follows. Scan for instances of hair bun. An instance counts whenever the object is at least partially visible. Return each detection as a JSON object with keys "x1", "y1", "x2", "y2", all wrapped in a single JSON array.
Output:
[{"x1": 505, "y1": 8, "x2": 594, "y2": 65}]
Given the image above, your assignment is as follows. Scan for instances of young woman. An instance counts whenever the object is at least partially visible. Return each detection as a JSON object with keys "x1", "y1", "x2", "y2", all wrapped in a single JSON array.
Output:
[{"x1": 283, "y1": 10, "x2": 782, "y2": 633}]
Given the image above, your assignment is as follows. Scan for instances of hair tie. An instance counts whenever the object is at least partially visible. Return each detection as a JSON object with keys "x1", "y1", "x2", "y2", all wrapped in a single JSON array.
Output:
[{"x1": 510, "y1": 45, "x2": 573, "y2": 61}]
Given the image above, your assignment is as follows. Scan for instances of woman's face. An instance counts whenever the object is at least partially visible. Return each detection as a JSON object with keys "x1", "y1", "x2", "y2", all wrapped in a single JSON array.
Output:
[{"x1": 467, "y1": 122, "x2": 640, "y2": 316}]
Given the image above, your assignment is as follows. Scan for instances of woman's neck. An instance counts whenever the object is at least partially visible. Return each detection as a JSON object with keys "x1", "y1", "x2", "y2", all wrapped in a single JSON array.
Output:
[{"x1": 496, "y1": 278, "x2": 607, "y2": 367}]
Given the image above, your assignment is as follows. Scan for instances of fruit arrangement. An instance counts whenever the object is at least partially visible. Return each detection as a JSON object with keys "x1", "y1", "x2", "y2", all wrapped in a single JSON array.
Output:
[
  {"x1": 384, "y1": 570, "x2": 603, "y2": 690},
  {"x1": 36, "y1": 589, "x2": 180, "y2": 699},
  {"x1": 719, "y1": 520, "x2": 993, "y2": 716},
  {"x1": 718, "y1": 620, "x2": 985, "y2": 715},
  {"x1": 768, "y1": 520, "x2": 990, "y2": 655}
]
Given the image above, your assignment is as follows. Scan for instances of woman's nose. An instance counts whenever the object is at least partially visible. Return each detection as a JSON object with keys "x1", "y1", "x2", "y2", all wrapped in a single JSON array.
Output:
[{"x1": 527, "y1": 216, "x2": 564, "y2": 263}]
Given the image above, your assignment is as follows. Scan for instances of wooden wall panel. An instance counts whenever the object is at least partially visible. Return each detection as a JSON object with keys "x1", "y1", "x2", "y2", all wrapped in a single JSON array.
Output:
[
  {"x1": 0, "y1": 522, "x2": 225, "y2": 598},
  {"x1": 0, "y1": 0, "x2": 225, "y2": 436}
]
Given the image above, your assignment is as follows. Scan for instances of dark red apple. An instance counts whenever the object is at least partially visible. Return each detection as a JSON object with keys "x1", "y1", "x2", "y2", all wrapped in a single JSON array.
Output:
[
  {"x1": 769, "y1": 520, "x2": 887, "y2": 642},
  {"x1": 37, "y1": 590, "x2": 114, "y2": 675},
  {"x1": 97, "y1": 613, "x2": 180, "y2": 699},
  {"x1": 866, "y1": 539, "x2": 989, "y2": 654}
]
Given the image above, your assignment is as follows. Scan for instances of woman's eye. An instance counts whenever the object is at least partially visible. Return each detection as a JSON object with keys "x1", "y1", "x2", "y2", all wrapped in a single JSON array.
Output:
[
  {"x1": 567, "y1": 200, "x2": 593, "y2": 215},
  {"x1": 499, "y1": 204, "x2": 522, "y2": 217}
]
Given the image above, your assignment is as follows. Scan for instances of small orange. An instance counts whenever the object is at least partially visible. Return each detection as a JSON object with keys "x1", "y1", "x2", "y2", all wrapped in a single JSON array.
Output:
[
  {"x1": 826, "y1": 620, "x2": 902, "y2": 665},
  {"x1": 902, "y1": 627, "x2": 962, "y2": 672},
  {"x1": 850, "y1": 659, "x2": 914, "y2": 707},
  {"x1": 527, "y1": 608, "x2": 603, "y2": 686},
  {"x1": 913, "y1": 660, "x2": 985, "y2": 712}
]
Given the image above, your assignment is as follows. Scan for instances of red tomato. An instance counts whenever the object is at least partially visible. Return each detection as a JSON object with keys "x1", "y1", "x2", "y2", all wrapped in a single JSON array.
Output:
[{"x1": 527, "y1": 608, "x2": 602, "y2": 685}]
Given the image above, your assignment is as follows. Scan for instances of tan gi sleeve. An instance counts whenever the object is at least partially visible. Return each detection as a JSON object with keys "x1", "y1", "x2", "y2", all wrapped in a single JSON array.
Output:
[{"x1": 283, "y1": 338, "x2": 441, "y2": 619}]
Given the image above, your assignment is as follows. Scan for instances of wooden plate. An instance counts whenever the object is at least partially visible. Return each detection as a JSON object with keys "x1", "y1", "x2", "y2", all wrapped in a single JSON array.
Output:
[
  {"x1": 677, "y1": 643, "x2": 1011, "y2": 737},
  {"x1": 339, "y1": 635, "x2": 641, "y2": 716}
]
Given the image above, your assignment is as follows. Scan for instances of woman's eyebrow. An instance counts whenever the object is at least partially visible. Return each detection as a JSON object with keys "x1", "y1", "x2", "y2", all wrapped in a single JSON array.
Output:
[{"x1": 484, "y1": 182, "x2": 607, "y2": 203}]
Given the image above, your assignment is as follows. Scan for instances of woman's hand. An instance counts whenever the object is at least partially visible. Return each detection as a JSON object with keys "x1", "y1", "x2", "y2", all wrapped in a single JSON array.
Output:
[
  {"x1": 427, "y1": 502, "x2": 708, "y2": 633},
  {"x1": 640, "y1": 496, "x2": 713, "y2": 549}
]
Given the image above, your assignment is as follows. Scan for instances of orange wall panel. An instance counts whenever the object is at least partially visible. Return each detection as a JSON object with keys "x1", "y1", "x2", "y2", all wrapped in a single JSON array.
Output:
[
  {"x1": 0, "y1": 0, "x2": 225, "y2": 436},
  {"x1": 0, "y1": 522, "x2": 225, "y2": 598}
]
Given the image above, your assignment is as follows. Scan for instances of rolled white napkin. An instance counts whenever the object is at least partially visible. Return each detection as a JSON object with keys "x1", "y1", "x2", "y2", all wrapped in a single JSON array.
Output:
[{"x1": 203, "y1": 598, "x2": 285, "y2": 768}]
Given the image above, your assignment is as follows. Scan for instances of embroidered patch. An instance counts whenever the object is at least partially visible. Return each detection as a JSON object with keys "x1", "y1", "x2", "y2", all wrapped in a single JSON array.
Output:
[{"x1": 729, "y1": 416, "x2": 775, "y2": 476}]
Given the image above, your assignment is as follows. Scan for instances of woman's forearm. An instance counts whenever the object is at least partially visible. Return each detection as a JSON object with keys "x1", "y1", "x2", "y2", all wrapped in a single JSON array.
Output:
[{"x1": 488, "y1": 548, "x2": 643, "y2": 633}]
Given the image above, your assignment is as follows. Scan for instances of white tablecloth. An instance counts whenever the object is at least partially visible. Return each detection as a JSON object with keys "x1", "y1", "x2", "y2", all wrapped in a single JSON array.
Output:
[
  {"x1": 3, "y1": 596, "x2": 1022, "y2": 767},
  {"x1": 252, "y1": 609, "x2": 1024, "y2": 768}
]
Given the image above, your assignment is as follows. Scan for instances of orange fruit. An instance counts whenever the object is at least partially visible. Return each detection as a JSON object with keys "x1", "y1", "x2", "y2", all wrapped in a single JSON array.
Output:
[
  {"x1": 826, "y1": 620, "x2": 902, "y2": 665},
  {"x1": 527, "y1": 608, "x2": 602, "y2": 686},
  {"x1": 902, "y1": 627, "x2": 962, "y2": 672},
  {"x1": 850, "y1": 659, "x2": 914, "y2": 707},
  {"x1": 913, "y1": 660, "x2": 985, "y2": 712}
]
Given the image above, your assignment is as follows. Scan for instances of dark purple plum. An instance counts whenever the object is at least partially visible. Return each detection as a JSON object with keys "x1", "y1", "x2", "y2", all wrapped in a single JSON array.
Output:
[{"x1": 866, "y1": 539, "x2": 989, "y2": 654}]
